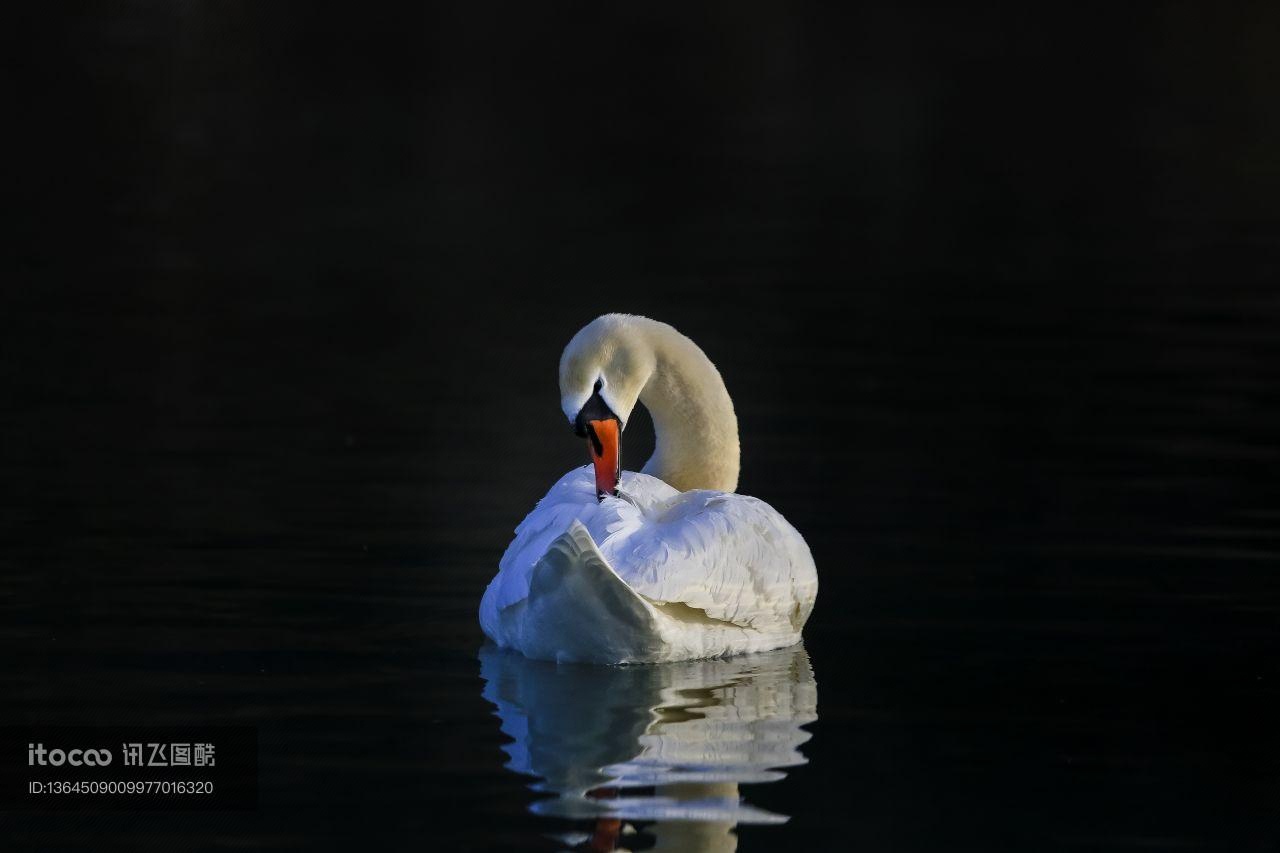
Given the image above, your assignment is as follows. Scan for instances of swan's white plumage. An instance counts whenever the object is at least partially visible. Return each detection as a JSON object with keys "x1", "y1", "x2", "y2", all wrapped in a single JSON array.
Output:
[
  {"x1": 480, "y1": 467, "x2": 818, "y2": 663},
  {"x1": 481, "y1": 313, "x2": 818, "y2": 663}
]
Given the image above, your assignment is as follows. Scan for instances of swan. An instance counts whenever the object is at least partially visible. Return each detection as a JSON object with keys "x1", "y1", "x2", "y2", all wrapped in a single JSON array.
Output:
[{"x1": 479, "y1": 314, "x2": 818, "y2": 664}]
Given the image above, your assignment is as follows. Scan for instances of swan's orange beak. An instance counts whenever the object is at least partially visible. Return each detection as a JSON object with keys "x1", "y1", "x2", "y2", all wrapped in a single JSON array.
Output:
[{"x1": 586, "y1": 418, "x2": 620, "y2": 499}]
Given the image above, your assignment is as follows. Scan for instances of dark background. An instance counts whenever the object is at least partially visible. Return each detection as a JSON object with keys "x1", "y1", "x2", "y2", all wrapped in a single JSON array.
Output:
[{"x1": 6, "y1": 2, "x2": 1279, "y2": 850}]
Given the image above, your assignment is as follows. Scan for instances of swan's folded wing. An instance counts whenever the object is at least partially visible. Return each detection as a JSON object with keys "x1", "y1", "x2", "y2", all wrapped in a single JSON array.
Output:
[
  {"x1": 515, "y1": 521, "x2": 666, "y2": 663},
  {"x1": 604, "y1": 491, "x2": 818, "y2": 633},
  {"x1": 489, "y1": 473, "x2": 595, "y2": 612},
  {"x1": 488, "y1": 468, "x2": 679, "y2": 613}
]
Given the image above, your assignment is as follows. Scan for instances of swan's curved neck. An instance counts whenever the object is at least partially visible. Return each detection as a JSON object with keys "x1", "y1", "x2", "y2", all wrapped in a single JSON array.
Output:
[{"x1": 632, "y1": 321, "x2": 739, "y2": 493}]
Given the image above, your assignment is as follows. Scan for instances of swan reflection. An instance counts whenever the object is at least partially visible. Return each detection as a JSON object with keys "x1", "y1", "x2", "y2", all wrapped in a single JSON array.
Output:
[{"x1": 479, "y1": 644, "x2": 817, "y2": 850}]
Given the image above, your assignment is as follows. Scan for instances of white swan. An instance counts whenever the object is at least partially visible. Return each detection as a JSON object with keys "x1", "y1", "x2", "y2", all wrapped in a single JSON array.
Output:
[{"x1": 479, "y1": 314, "x2": 818, "y2": 664}]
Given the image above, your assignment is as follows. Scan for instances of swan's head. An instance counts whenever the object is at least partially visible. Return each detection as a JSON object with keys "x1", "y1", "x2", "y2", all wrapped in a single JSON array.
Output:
[{"x1": 559, "y1": 314, "x2": 656, "y2": 499}]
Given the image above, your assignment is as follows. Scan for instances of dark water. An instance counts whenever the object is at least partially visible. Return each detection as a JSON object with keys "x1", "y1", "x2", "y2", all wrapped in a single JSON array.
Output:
[{"x1": 7, "y1": 4, "x2": 1280, "y2": 851}]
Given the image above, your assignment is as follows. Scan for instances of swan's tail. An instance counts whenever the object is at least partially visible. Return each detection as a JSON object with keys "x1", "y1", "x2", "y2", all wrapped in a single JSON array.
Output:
[{"x1": 510, "y1": 521, "x2": 665, "y2": 664}]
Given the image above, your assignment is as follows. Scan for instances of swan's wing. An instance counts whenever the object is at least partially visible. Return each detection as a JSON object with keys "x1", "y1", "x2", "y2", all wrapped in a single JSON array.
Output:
[
  {"x1": 482, "y1": 469, "x2": 814, "y2": 649},
  {"x1": 487, "y1": 469, "x2": 596, "y2": 613},
  {"x1": 486, "y1": 468, "x2": 679, "y2": 614},
  {"x1": 515, "y1": 521, "x2": 666, "y2": 663},
  {"x1": 601, "y1": 491, "x2": 818, "y2": 634}
]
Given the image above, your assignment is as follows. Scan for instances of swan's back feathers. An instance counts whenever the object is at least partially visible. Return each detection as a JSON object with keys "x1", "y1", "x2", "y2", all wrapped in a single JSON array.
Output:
[
  {"x1": 620, "y1": 489, "x2": 816, "y2": 632},
  {"x1": 480, "y1": 468, "x2": 818, "y2": 662},
  {"x1": 486, "y1": 468, "x2": 679, "y2": 615}
]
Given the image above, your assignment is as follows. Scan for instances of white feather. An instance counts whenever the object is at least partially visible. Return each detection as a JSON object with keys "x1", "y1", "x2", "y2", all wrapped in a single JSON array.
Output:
[{"x1": 479, "y1": 467, "x2": 818, "y2": 663}]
